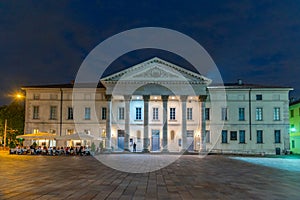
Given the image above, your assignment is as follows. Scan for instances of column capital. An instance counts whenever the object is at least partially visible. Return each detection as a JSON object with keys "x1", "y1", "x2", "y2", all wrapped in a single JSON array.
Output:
[
  {"x1": 198, "y1": 95, "x2": 207, "y2": 101},
  {"x1": 105, "y1": 94, "x2": 112, "y2": 101},
  {"x1": 161, "y1": 95, "x2": 169, "y2": 101},
  {"x1": 143, "y1": 95, "x2": 150, "y2": 101},
  {"x1": 124, "y1": 95, "x2": 131, "y2": 101},
  {"x1": 180, "y1": 95, "x2": 188, "y2": 101}
]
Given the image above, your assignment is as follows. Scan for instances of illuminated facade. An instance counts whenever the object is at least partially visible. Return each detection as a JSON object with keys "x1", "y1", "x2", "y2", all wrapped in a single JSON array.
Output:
[
  {"x1": 289, "y1": 100, "x2": 300, "y2": 154},
  {"x1": 22, "y1": 57, "x2": 292, "y2": 154}
]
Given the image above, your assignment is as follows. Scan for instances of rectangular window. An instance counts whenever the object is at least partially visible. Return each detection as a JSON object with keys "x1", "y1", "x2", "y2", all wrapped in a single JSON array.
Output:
[
  {"x1": 205, "y1": 108, "x2": 210, "y2": 120},
  {"x1": 292, "y1": 140, "x2": 295, "y2": 148},
  {"x1": 187, "y1": 108, "x2": 193, "y2": 120},
  {"x1": 256, "y1": 108, "x2": 263, "y2": 121},
  {"x1": 33, "y1": 106, "x2": 39, "y2": 119},
  {"x1": 119, "y1": 107, "x2": 125, "y2": 120},
  {"x1": 136, "y1": 107, "x2": 142, "y2": 120},
  {"x1": 256, "y1": 94, "x2": 262, "y2": 100},
  {"x1": 205, "y1": 130, "x2": 210, "y2": 143},
  {"x1": 230, "y1": 131, "x2": 237, "y2": 140},
  {"x1": 85, "y1": 107, "x2": 91, "y2": 120},
  {"x1": 153, "y1": 107, "x2": 159, "y2": 120},
  {"x1": 221, "y1": 130, "x2": 228, "y2": 143},
  {"x1": 33, "y1": 94, "x2": 40, "y2": 100},
  {"x1": 274, "y1": 130, "x2": 281, "y2": 143},
  {"x1": 290, "y1": 109, "x2": 294, "y2": 118},
  {"x1": 221, "y1": 108, "x2": 228, "y2": 121},
  {"x1": 239, "y1": 130, "x2": 245, "y2": 144},
  {"x1": 102, "y1": 107, "x2": 107, "y2": 120},
  {"x1": 50, "y1": 106, "x2": 57, "y2": 120},
  {"x1": 239, "y1": 108, "x2": 245, "y2": 121},
  {"x1": 170, "y1": 108, "x2": 176, "y2": 120},
  {"x1": 257, "y1": 130, "x2": 263, "y2": 143},
  {"x1": 67, "y1": 107, "x2": 73, "y2": 120},
  {"x1": 273, "y1": 107, "x2": 280, "y2": 121}
]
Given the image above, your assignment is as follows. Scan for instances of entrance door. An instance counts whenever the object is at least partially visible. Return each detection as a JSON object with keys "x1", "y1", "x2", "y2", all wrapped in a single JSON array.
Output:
[
  {"x1": 187, "y1": 130, "x2": 194, "y2": 151},
  {"x1": 152, "y1": 130, "x2": 160, "y2": 151},
  {"x1": 118, "y1": 130, "x2": 125, "y2": 151}
]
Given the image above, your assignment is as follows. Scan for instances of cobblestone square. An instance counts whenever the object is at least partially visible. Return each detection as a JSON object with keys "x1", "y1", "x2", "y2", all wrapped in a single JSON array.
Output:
[{"x1": 0, "y1": 152, "x2": 299, "y2": 200}]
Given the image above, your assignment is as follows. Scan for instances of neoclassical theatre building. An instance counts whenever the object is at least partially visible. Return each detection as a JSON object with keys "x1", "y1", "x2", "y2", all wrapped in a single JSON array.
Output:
[{"x1": 22, "y1": 57, "x2": 292, "y2": 154}]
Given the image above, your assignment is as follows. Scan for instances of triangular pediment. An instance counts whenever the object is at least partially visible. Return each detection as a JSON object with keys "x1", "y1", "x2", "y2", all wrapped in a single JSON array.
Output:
[{"x1": 101, "y1": 57, "x2": 211, "y2": 84}]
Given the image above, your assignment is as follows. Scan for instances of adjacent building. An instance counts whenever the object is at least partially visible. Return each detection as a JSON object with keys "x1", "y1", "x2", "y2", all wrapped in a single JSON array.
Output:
[
  {"x1": 22, "y1": 57, "x2": 292, "y2": 154},
  {"x1": 289, "y1": 100, "x2": 300, "y2": 154}
]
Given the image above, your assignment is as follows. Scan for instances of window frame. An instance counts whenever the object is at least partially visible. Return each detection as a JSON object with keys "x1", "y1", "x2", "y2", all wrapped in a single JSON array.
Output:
[{"x1": 136, "y1": 107, "x2": 142, "y2": 120}]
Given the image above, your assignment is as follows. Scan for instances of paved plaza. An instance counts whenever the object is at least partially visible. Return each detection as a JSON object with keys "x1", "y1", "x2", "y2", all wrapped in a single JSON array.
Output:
[{"x1": 0, "y1": 152, "x2": 300, "y2": 200}]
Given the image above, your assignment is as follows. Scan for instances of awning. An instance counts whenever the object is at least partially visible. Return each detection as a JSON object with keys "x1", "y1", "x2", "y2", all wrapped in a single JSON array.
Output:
[
  {"x1": 16, "y1": 132, "x2": 56, "y2": 140},
  {"x1": 56, "y1": 133, "x2": 94, "y2": 140}
]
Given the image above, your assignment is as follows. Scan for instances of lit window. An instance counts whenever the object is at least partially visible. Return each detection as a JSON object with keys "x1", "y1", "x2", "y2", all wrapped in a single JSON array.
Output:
[
  {"x1": 33, "y1": 106, "x2": 39, "y2": 119},
  {"x1": 239, "y1": 108, "x2": 245, "y2": 121},
  {"x1": 221, "y1": 130, "x2": 228, "y2": 143},
  {"x1": 66, "y1": 129, "x2": 74, "y2": 135},
  {"x1": 187, "y1": 108, "x2": 193, "y2": 120},
  {"x1": 136, "y1": 107, "x2": 142, "y2": 120},
  {"x1": 85, "y1": 107, "x2": 91, "y2": 120},
  {"x1": 273, "y1": 107, "x2": 280, "y2": 121},
  {"x1": 257, "y1": 130, "x2": 263, "y2": 143},
  {"x1": 119, "y1": 107, "x2": 124, "y2": 120},
  {"x1": 170, "y1": 108, "x2": 176, "y2": 120},
  {"x1": 239, "y1": 130, "x2": 245, "y2": 144},
  {"x1": 67, "y1": 107, "x2": 73, "y2": 120},
  {"x1": 153, "y1": 107, "x2": 158, "y2": 120},
  {"x1": 221, "y1": 108, "x2": 228, "y2": 121},
  {"x1": 274, "y1": 130, "x2": 281, "y2": 143},
  {"x1": 256, "y1": 108, "x2": 263, "y2": 121}
]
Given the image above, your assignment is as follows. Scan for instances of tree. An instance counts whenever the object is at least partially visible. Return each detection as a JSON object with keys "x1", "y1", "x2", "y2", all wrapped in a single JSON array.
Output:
[{"x1": 0, "y1": 100, "x2": 25, "y2": 146}]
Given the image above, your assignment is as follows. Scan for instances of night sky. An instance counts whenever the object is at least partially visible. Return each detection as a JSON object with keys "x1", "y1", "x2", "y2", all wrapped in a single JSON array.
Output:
[{"x1": 1, "y1": 0, "x2": 300, "y2": 105}]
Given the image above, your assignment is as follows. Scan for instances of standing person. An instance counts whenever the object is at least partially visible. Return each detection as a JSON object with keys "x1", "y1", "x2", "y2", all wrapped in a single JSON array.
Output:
[{"x1": 133, "y1": 142, "x2": 136, "y2": 152}]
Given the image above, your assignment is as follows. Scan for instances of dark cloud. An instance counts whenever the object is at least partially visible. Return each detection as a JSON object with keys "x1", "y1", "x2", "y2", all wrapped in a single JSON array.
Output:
[{"x1": 1, "y1": 0, "x2": 300, "y2": 104}]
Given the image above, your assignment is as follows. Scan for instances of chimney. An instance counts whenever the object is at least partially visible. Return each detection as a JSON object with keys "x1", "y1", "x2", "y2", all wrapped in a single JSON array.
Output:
[{"x1": 237, "y1": 79, "x2": 243, "y2": 85}]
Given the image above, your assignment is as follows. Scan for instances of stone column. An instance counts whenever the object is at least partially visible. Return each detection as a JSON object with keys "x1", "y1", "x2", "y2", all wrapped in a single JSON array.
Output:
[
  {"x1": 199, "y1": 95, "x2": 207, "y2": 153},
  {"x1": 142, "y1": 95, "x2": 150, "y2": 153},
  {"x1": 124, "y1": 95, "x2": 131, "y2": 151},
  {"x1": 162, "y1": 95, "x2": 169, "y2": 152},
  {"x1": 180, "y1": 95, "x2": 188, "y2": 152},
  {"x1": 105, "y1": 95, "x2": 112, "y2": 152}
]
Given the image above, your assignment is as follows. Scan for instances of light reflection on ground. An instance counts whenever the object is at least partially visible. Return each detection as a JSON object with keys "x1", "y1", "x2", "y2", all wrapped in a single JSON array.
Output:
[{"x1": 230, "y1": 156, "x2": 300, "y2": 172}]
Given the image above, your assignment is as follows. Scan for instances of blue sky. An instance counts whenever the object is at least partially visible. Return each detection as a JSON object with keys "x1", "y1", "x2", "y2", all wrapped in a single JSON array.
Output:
[{"x1": 1, "y1": 0, "x2": 300, "y2": 104}]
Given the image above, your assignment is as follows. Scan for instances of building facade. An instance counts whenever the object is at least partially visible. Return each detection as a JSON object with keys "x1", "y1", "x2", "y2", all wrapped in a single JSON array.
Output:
[
  {"x1": 22, "y1": 58, "x2": 292, "y2": 154},
  {"x1": 289, "y1": 100, "x2": 300, "y2": 154}
]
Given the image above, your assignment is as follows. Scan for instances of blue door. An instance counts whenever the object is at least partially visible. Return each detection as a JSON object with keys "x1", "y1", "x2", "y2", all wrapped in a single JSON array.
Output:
[
  {"x1": 152, "y1": 130, "x2": 160, "y2": 151},
  {"x1": 187, "y1": 131, "x2": 194, "y2": 151},
  {"x1": 118, "y1": 130, "x2": 125, "y2": 151}
]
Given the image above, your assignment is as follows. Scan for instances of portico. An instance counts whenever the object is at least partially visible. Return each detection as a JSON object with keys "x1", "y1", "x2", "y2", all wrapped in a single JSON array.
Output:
[{"x1": 100, "y1": 57, "x2": 211, "y2": 152}]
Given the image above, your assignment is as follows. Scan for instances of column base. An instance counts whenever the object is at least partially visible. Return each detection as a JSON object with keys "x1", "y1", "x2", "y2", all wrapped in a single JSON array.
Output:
[
  {"x1": 162, "y1": 148, "x2": 169, "y2": 153},
  {"x1": 142, "y1": 148, "x2": 150, "y2": 153},
  {"x1": 103, "y1": 148, "x2": 112, "y2": 153}
]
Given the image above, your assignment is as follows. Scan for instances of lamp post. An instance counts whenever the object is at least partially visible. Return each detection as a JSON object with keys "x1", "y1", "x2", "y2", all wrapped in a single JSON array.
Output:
[{"x1": 3, "y1": 119, "x2": 7, "y2": 148}]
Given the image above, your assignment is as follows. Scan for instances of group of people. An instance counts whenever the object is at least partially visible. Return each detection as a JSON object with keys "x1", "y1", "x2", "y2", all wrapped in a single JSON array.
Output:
[{"x1": 10, "y1": 145, "x2": 91, "y2": 156}]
